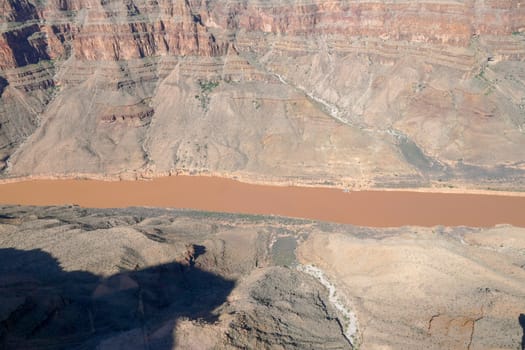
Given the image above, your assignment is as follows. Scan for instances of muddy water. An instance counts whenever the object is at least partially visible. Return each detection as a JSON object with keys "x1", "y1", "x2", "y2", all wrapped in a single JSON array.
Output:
[{"x1": 0, "y1": 176, "x2": 524, "y2": 227}]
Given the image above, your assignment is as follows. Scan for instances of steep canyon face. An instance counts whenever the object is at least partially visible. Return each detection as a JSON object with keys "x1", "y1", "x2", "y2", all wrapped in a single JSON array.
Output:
[{"x1": 1, "y1": 0, "x2": 525, "y2": 189}]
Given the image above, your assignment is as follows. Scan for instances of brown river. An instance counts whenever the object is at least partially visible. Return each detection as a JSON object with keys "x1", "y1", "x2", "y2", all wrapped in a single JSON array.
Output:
[{"x1": 0, "y1": 176, "x2": 524, "y2": 227}]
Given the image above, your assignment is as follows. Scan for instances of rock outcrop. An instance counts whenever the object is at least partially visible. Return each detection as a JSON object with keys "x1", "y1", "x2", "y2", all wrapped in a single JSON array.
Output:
[
  {"x1": 1, "y1": 205, "x2": 524, "y2": 349},
  {"x1": 0, "y1": 0, "x2": 524, "y2": 190}
]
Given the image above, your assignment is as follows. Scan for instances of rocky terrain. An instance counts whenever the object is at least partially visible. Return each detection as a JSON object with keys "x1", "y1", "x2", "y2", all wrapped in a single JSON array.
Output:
[
  {"x1": 0, "y1": 205, "x2": 524, "y2": 349},
  {"x1": 0, "y1": 0, "x2": 524, "y2": 190},
  {"x1": 2, "y1": 3, "x2": 525, "y2": 349}
]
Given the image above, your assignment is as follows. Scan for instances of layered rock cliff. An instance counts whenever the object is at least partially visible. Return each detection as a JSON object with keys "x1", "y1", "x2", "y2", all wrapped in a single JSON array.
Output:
[{"x1": 1, "y1": 0, "x2": 524, "y2": 189}]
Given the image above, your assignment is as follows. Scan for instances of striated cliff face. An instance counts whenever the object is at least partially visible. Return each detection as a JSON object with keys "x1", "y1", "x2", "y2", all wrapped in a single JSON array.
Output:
[
  {"x1": 1, "y1": 0, "x2": 525, "y2": 189},
  {"x1": 0, "y1": 0, "x2": 227, "y2": 67},
  {"x1": 2, "y1": 0, "x2": 524, "y2": 67}
]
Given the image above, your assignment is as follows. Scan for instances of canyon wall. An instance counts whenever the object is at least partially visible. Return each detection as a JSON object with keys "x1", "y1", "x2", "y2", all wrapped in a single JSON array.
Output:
[
  {"x1": 2, "y1": 0, "x2": 524, "y2": 68},
  {"x1": 1, "y1": 0, "x2": 524, "y2": 189}
]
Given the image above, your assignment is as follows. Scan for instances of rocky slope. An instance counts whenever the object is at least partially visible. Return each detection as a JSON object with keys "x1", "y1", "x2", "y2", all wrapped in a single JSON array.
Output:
[
  {"x1": 1, "y1": 0, "x2": 525, "y2": 190},
  {"x1": 0, "y1": 205, "x2": 524, "y2": 349}
]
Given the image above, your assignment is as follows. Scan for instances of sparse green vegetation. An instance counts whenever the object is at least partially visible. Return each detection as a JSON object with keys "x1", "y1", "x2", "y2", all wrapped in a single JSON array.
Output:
[
  {"x1": 412, "y1": 82, "x2": 426, "y2": 93},
  {"x1": 199, "y1": 80, "x2": 220, "y2": 93},
  {"x1": 195, "y1": 80, "x2": 220, "y2": 111},
  {"x1": 48, "y1": 84, "x2": 61, "y2": 98},
  {"x1": 475, "y1": 67, "x2": 487, "y2": 81}
]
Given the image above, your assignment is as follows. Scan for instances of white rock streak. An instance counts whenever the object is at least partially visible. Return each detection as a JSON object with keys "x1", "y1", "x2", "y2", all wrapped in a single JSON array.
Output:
[
  {"x1": 273, "y1": 72, "x2": 352, "y2": 126},
  {"x1": 298, "y1": 264, "x2": 359, "y2": 347}
]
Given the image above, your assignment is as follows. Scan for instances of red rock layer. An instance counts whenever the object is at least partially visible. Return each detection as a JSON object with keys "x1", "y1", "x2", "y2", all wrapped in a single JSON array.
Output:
[
  {"x1": 1, "y1": 0, "x2": 524, "y2": 70},
  {"x1": 208, "y1": 0, "x2": 525, "y2": 44},
  {"x1": 0, "y1": 0, "x2": 228, "y2": 69}
]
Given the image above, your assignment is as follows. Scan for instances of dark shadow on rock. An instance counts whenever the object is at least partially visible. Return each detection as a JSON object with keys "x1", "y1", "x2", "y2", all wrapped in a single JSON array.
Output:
[
  {"x1": 0, "y1": 247, "x2": 235, "y2": 349},
  {"x1": 6, "y1": 0, "x2": 39, "y2": 22},
  {"x1": 187, "y1": 244, "x2": 206, "y2": 267},
  {"x1": 0, "y1": 77, "x2": 8, "y2": 98},
  {"x1": 518, "y1": 314, "x2": 525, "y2": 350},
  {"x1": 3, "y1": 24, "x2": 50, "y2": 68}
]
